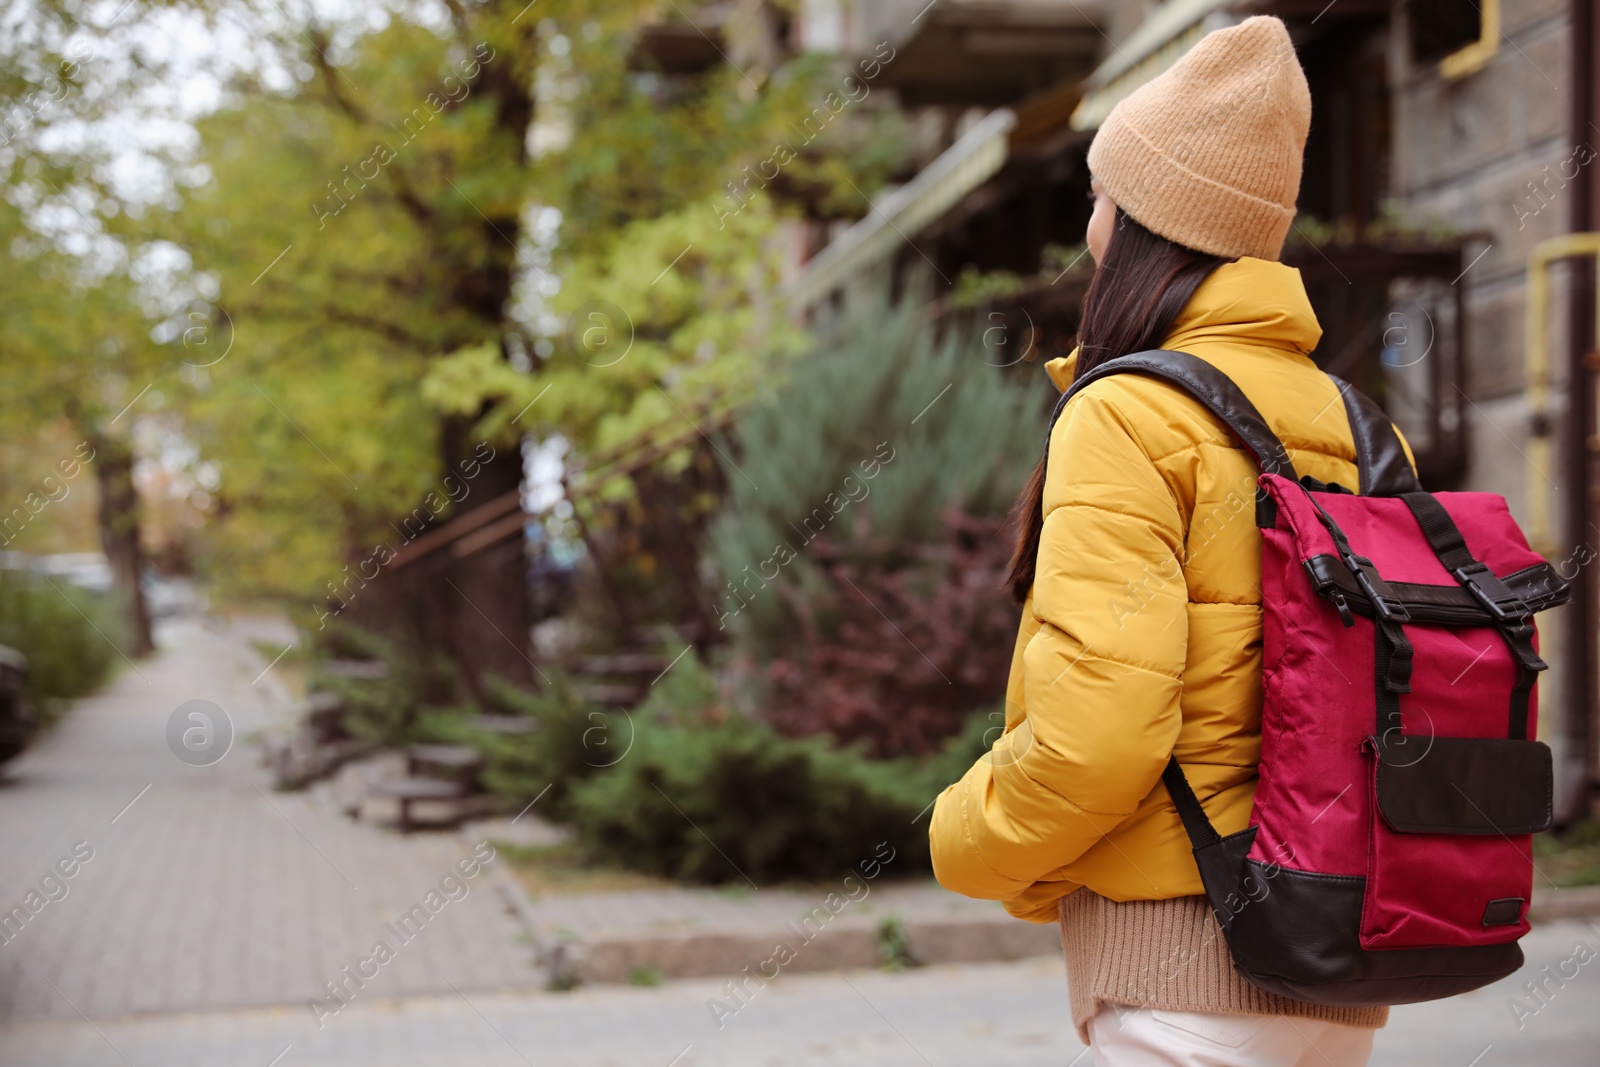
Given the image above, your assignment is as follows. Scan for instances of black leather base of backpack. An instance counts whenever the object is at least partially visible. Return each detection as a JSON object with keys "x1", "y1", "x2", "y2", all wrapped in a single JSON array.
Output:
[{"x1": 1193, "y1": 824, "x2": 1526, "y2": 1006}]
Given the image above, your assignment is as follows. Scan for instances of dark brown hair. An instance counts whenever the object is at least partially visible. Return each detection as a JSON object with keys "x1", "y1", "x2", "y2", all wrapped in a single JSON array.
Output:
[{"x1": 1003, "y1": 210, "x2": 1227, "y2": 603}]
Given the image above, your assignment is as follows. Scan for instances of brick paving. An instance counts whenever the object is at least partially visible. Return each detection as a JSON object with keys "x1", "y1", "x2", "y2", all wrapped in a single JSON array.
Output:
[{"x1": 0, "y1": 617, "x2": 542, "y2": 1027}]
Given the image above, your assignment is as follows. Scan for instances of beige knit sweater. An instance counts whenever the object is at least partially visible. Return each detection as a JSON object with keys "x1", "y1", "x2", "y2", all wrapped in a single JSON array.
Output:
[{"x1": 1057, "y1": 888, "x2": 1389, "y2": 1045}]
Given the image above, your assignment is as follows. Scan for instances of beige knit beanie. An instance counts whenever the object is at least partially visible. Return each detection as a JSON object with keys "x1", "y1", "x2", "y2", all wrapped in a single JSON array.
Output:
[{"x1": 1086, "y1": 15, "x2": 1311, "y2": 261}]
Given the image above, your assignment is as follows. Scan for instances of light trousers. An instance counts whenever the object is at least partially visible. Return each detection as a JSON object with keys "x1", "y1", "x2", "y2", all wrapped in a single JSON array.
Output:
[{"x1": 1087, "y1": 1006, "x2": 1376, "y2": 1067}]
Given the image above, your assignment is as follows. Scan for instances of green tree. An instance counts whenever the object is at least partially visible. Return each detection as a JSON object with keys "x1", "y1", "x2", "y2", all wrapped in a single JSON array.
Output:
[
  {"x1": 0, "y1": 1, "x2": 187, "y2": 654},
  {"x1": 160, "y1": 9, "x2": 541, "y2": 604},
  {"x1": 0, "y1": 198, "x2": 164, "y2": 654},
  {"x1": 161, "y1": 0, "x2": 894, "y2": 617},
  {"x1": 3, "y1": 0, "x2": 907, "y2": 668}
]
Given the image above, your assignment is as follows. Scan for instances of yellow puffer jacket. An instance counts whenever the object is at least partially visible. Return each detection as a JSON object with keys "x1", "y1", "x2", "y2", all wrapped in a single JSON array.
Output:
[{"x1": 930, "y1": 256, "x2": 1410, "y2": 923}]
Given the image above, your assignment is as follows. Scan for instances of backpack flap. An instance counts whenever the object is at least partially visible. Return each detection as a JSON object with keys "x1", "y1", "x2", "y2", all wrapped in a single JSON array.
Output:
[{"x1": 1370, "y1": 733, "x2": 1553, "y2": 835}]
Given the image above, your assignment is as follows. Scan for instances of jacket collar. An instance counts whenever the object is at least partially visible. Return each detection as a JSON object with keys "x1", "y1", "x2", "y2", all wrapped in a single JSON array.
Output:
[{"x1": 1043, "y1": 257, "x2": 1321, "y2": 392}]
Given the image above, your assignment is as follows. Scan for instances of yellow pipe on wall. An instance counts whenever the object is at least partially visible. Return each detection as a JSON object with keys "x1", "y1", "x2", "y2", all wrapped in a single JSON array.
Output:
[
  {"x1": 1525, "y1": 233, "x2": 1600, "y2": 555},
  {"x1": 1439, "y1": 0, "x2": 1500, "y2": 81}
]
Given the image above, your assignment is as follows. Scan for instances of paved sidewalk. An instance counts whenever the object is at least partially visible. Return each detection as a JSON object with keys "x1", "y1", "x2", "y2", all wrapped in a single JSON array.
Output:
[
  {"x1": 0, "y1": 955, "x2": 1082, "y2": 1067},
  {"x1": 3, "y1": 920, "x2": 1598, "y2": 1066},
  {"x1": 0, "y1": 618, "x2": 541, "y2": 1025}
]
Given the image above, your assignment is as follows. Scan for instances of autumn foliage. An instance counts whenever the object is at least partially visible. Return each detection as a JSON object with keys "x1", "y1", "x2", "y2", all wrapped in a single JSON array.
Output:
[{"x1": 750, "y1": 510, "x2": 1019, "y2": 757}]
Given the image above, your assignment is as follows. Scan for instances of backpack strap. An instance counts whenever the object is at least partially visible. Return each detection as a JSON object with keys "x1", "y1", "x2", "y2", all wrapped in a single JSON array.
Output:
[
  {"x1": 1050, "y1": 349, "x2": 1295, "y2": 856},
  {"x1": 1399, "y1": 492, "x2": 1547, "y2": 741},
  {"x1": 1161, "y1": 756, "x2": 1222, "y2": 849},
  {"x1": 1054, "y1": 350, "x2": 1299, "y2": 481},
  {"x1": 1049, "y1": 352, "x2": 1422, "y2": 856},
  {"x1": 1328, "y1": 374, "x2": 1422, "y2": 496}
]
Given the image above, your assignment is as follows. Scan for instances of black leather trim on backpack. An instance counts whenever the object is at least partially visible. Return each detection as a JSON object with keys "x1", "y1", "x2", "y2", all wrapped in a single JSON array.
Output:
[
  {"x1": 1184, "y1": 824, "x2": 1525, "y2": 1004},
  {"x1": 1302, "y1": 557, "x2": 1570, "y2": 624},
  {"x1": 1222, "y1": 860, "x2": 1525, "y2": 1005},
  {"x1": 1058, "y1": 351, "x2": 1300, "y2": 481},
  {"x1": 1328, "y1": 374, "x2": 1422, "y2": 496},
  {"x1": 1482, "y1": 898, "x2": 1526, "y2": 926},
  {"x1": 1371, "y1": 734, "x2": 1553, "y2": 835}
]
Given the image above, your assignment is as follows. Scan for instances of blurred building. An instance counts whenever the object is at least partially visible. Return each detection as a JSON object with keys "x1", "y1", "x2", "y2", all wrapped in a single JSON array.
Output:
[{"x1": 788, "y1": 0, "x2": 1599, "y2": 817}]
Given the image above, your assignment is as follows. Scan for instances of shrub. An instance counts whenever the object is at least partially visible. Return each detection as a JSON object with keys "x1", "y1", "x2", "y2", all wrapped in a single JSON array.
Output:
[
  {"x1": 471, "y1": 672, "x2": 628, "y2": 821},
  {"x1": 709, "y1": 284, "x2": 1040, "y2": 655},
  {"x1": 462, "y1": 646, "x2": 1001, "y2": 884},
  {"x1": 471, "y1": 651, "x2": 725, "y2": 821},
  {"x1": 560, "y1": 653, "x2": 999, "y2": 884},
  {"x1": 708, "y1": 284, "x2": 1041, "y2": 754},
  {"x1": 0, "y1": 568, "x2": 125, "y2": 713},
  {"x1": 751, "y1": 511, "x2": 1018, "y2": 756},
  {"x1": 567, "y1": 712, "x2": 938, "y2": 884}
]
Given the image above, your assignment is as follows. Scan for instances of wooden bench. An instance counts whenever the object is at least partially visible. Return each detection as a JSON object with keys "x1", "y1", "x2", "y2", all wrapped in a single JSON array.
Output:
[{"x1": 366, "y1": 776, "x2": 466, "y2": 833}]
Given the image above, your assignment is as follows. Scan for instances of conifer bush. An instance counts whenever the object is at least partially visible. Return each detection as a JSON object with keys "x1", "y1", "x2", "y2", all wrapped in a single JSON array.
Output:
[
  {"x1": 562, "y1": 654, "x2": 1001, "y2": 882},
  {"x1": 472, "y1": 672, "x2": 645, "y2": 821},
  {"x1": 709, "y1": 287, "x2": 1044, "y2": 754}
]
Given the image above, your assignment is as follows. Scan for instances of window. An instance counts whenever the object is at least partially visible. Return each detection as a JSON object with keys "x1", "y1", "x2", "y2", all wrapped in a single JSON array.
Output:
[{"x1": 1407, "y1": 0, "x2": 1482, "y2": 65}]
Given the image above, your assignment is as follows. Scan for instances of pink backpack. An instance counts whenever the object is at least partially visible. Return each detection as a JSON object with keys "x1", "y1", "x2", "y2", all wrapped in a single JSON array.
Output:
[{"x1": 1055, "y1": 350, "x2": 1569, "y2": 1005}]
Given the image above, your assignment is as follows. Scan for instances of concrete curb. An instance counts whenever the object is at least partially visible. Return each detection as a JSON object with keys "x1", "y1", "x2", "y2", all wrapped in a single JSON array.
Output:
[
  {"x1": 1530, "y1": 884, "x2": 1600, "y2": 922},
  {"x1": 463, "y1": 827, "x2": 555, "y2": 986},
  {"x1": 574, "y1": 912, "x2": 1060, "y2": 985}
]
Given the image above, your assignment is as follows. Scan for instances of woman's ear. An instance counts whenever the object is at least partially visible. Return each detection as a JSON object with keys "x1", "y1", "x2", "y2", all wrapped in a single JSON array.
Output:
[{"x1": 1086, "y1": 182, "x2": 1117, "y2": 265}]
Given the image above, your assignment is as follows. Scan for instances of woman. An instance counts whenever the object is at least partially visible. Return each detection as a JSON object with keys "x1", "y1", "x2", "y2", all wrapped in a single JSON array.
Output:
[{"x1": 929, "y1": 16, "x2": 1393, "y2": 1067}]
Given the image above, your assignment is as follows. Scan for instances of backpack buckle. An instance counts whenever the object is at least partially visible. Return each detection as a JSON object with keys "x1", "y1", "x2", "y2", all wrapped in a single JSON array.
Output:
[
  {"x1": 1454, "y1": 563, "x2": 1548, "y2": 673},
  {"x1": 1452, "y1": 562, "x2": 1532, "y2": 626},
  {"x1": 1344, "y1": 554, "x2": 1411, "y2": 623}
]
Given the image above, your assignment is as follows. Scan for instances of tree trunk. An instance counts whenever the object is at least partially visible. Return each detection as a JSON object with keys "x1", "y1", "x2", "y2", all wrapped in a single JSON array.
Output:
[
  {"x1": 344, "y1": 11, "x2": 541, "y2": 695},
  {"x1": 416, "y1": 18, "x2": 536, "y2": 692},
  {"x1": 91, "y1": 435, "x2": 154, "y2": 656}
]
